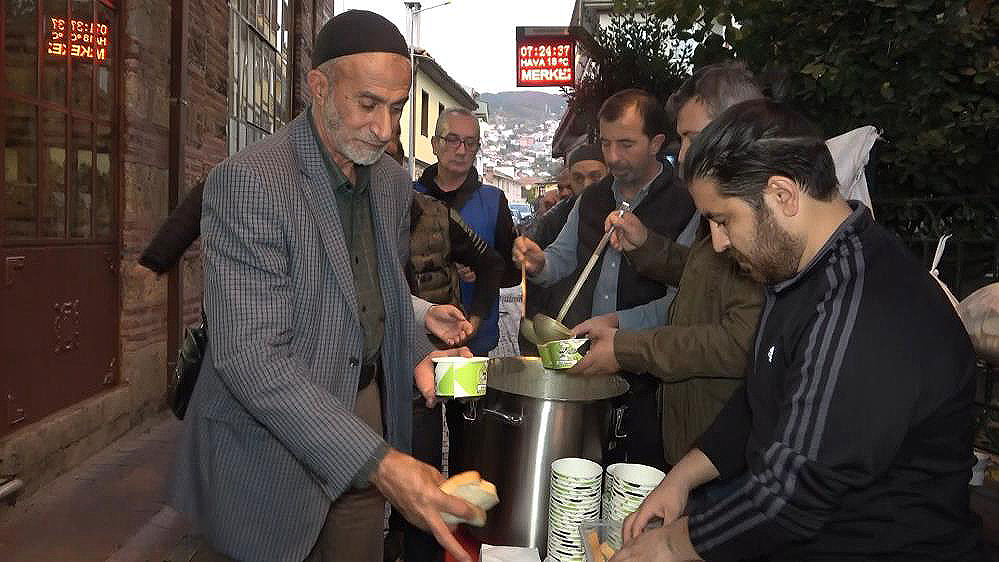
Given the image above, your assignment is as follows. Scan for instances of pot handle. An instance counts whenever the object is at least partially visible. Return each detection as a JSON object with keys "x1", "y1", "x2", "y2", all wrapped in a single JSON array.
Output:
[
  {"x1": 461, "y1": 398, "x2": 480, "y2": 422},
  {"x1": 612, "y1": 405, "x2": 628, "y2": 439},
  {"x1": 482, "y1": 405, "x2": 524, "y2": 426}
]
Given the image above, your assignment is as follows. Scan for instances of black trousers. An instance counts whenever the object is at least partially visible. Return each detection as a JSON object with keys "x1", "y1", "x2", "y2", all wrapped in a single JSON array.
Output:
[{"x1": 390, "y1": 396, "x2": 446, "y2": 562}]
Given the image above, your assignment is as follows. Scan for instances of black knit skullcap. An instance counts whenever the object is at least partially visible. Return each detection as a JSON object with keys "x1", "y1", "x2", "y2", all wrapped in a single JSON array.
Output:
[
  {"x1": 311, "y1": 10, "x2": 410, "y2": 69},
  {"x1": 568, "y1": 143, "x2": 605, "y2": 167}
]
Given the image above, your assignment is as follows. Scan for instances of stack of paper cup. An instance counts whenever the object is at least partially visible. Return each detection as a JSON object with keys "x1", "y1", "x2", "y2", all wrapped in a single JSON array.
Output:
[
  {"x1": 547, "y1": 458, "x2": 602, "y2": 561},
  {"x1": 601, "y1": 463, "x2": 665, "y2": 549}
]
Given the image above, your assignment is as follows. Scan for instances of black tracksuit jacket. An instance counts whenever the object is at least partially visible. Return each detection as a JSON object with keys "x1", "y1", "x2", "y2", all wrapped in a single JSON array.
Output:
[{"x1": 690, "y1": 203, "x2": 986, "y2": 561}]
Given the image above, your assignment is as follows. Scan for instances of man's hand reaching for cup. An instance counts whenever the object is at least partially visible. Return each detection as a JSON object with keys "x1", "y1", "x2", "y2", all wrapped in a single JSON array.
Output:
[
  {"x1": 609, "y1": 518, "x2": 702, "y2": 562},
  {"x1": 567, "y1": 325, "x2": 620, "y2": 376}
]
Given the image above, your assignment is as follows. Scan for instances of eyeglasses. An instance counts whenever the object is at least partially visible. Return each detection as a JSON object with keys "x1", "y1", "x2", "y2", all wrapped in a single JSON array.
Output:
[{"x1": 437, "y1": 134, "x2": 480, "y2": 150}]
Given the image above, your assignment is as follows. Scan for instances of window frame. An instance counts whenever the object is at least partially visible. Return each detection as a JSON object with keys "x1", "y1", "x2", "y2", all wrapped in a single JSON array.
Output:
[
  {"x1": 1, "y1": 0, "x2": 118, "y2": 246},
  {"x1": 420, "y1": 89, "x2": 429, "y2": 138},
  {"x1": 228, "y1": 0, "x2": 292, "y2": 156}
]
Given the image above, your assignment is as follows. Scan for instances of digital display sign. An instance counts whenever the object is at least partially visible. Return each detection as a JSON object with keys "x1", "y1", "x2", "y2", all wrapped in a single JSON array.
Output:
[
  {"x1": 516, "y1": 37, "x2": 574, "y2": 87},
  {"x1": 47, "y1": 17, "x2": 110, "y2": 61}
]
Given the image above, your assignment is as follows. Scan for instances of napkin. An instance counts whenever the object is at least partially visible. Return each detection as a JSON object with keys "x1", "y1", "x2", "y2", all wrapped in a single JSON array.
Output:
[{"x1": 480, "y1": 543, "x2": 542, "y2": 562}]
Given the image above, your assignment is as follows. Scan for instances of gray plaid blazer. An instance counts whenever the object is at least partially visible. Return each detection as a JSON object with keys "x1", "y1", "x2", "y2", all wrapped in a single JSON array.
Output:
[{"x1": 171, "y1": 111, "x2": 417, "y2": 561}]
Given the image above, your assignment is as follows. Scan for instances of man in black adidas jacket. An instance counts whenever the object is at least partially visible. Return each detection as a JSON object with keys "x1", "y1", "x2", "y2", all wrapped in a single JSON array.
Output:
[{"x1": 615, "y1": 99, "x2": 986, "y2": 561}]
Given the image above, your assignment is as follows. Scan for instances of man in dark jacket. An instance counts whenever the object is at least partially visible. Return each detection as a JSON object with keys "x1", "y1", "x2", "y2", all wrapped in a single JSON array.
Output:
[
  {"x1": 397, "y1": 192, "x2": 503, "y2": 562},
  {"x1": 526, "y1": 144, "x2": 607, "y2": 247},
  {"x1": 407, "y1": 193, "x2": 503, "y2": 329},
  {"x1": 387, "y1": 126, "x2": 503, "y2": 337},
  {"x1": 412, "y1": 107, "x2": 520, "y2": 561},
  {"x1": 515, "y1": 89, "x2": 697, "y2": 469},
  {"x1": 570, "y1": 63, "x2": 765, "y2": 468},
  {"x1": 617, "y1": 99, "x2": 986, "y2": 562},
  {"x1": 385, "y1": 124, "x2": 504, "y2": 562},
  {"x1": 138, "y1": 180, "x2": 205, "y2": 274},
  {"x1": 519, "y1": 144, "x2": 607, "y2": 355}
]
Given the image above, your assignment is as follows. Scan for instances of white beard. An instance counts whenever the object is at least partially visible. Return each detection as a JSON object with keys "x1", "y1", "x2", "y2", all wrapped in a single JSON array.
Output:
[{"x1": 323, "y1": 99, "x2": 387, "y2": 166}]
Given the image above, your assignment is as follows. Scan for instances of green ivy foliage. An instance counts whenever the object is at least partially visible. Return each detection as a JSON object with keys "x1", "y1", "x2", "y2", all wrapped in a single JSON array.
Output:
[{"x1": 624, "y1": 0, "x2": 999, "y2": 197}]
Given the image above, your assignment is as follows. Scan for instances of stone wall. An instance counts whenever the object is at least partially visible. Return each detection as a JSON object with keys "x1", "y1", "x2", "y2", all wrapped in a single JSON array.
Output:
[{"x1": 292, "y1": 0, "x2": 327, "y2": 113}]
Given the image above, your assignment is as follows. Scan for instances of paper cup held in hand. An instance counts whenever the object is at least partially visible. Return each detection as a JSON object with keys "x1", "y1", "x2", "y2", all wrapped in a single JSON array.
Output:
[
  {"x1": 432, "y1": 356, "x2": 489, "y2": 398},
  {"x1": 538, "y1": 338, "x2": 589, "y2": 370}
]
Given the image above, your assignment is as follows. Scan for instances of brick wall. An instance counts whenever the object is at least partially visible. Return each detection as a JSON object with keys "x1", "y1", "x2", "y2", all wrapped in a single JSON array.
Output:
[
  {"x1": 179, "y1": 0, "x2": 229, "y2": 323},
  {"x1": 0, "y1": 0, "x2": 332, "y2": 503},
  {"x1": 293, "y1": 0, "x2": 330, "y2": 113}
]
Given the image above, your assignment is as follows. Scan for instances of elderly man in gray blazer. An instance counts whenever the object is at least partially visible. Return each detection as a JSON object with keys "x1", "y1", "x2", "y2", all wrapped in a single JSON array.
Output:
[{"x1": 171, "y1": 11, "x2": 479, "y2": 562}]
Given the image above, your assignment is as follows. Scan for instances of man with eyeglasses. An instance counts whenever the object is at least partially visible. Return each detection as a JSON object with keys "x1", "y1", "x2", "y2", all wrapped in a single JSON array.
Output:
[
  {"x1": 414, "y1": 107, "x2": 520, "y2": 357},
  {"x1": 411, "y1": 106, "x2": 520, "y2": 562}
]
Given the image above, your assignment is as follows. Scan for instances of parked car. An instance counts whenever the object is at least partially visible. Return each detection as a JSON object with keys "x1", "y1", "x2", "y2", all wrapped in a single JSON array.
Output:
[{"x1": 508, "y1": 202, "x2": 534, "y2": 227}]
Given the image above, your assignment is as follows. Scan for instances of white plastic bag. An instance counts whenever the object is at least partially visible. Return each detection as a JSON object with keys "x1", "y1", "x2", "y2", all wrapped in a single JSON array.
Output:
[
  {"x1": 826, "y1": 125, "x2": 878, "y2": 215},
  {"x1": 930, "y1": 234, "x2": 961, "y2": 311},
  {"x1": 958, "y1": 282, "x2": 999, "y2": 364}
]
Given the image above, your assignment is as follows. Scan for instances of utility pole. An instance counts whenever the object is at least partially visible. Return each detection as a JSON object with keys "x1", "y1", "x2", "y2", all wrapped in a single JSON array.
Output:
[{"x1": 404, "y1": 1, "x2": 450, "y2": 179}]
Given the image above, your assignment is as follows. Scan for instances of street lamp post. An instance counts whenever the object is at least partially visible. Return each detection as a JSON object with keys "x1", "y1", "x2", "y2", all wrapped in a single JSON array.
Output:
[{"x1": 404, "y1": 1, "x2": 450, "y2": 179}]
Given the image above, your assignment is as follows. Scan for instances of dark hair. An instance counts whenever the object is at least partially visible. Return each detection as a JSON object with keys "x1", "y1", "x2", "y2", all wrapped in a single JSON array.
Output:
[
  {"x1": 597, "y1": 89, "x2": 669, "y2": 139},
  {"x1": 683, "y1": 99, "x2": 838, "y2": 207},
  {"x1": 666, "y1": 61, "x2": 764, "y2": 120}
]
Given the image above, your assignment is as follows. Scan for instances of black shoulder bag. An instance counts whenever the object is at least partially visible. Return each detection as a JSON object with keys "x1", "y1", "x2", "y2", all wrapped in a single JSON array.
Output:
[{"x1": 167, "y1": 312, "x2": 207, "y2": 419}]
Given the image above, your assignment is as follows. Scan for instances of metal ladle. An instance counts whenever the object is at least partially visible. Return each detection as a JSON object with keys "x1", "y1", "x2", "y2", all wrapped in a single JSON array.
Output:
[{"x1": 522, "y1": 201, "x2": 632, "y2": 345}]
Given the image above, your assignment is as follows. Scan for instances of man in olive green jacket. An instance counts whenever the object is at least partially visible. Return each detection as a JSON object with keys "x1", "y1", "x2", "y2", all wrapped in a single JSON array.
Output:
[
  {"x1": 571, "y1": 62, "x2": 765, "y2": 465},
  {"x1": 573, "y1": 219, "x2": 762, "y2": 464}
]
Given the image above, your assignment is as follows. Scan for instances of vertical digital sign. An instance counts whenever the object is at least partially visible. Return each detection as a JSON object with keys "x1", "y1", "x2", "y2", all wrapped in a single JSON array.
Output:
[
  {"x1": 47, "y1": 17, "x2": 111, "y2": 61},
  {"x1": 516, "y1": 30, "x2": 575, "y2": 87}
]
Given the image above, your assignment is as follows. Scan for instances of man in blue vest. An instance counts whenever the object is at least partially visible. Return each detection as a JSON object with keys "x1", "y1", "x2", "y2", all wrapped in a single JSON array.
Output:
[
  {"x1": 514, "y1": 89, "x2": 697, "y2": 469},
  {"x1": 414, "y1": 107, "x2": 520, "y2": 356},
  {"x1": 411, "y1": 107, "x2": 520, "y2": 561}
]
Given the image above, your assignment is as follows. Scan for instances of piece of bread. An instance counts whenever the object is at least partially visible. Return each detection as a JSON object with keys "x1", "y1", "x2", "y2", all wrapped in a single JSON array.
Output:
[
  {"x1": 584, "y1": 529, "x2": 603, "y2": 561},
  {"x1": 439, "y1": 471, "x2": 499, "y2": 527},
  {"x1": 440, "y1": 470, "x2": 482, "y2": 494},
  {"x1": 599, "y1": 542, "x2": 616, "y2": 559}
]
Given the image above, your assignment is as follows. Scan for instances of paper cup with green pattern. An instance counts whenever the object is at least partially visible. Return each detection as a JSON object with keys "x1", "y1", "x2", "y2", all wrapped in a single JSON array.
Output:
[
  {"x1": 538, "y1": 339, "x2": 590, "y2": 370},
  {"x1": 431, "y1": 357, "x2": 489, "y2": 398}
]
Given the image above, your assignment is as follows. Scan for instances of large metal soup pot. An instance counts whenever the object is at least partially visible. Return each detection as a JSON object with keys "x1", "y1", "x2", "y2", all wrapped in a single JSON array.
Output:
[{"x1": 450, "y1": 357, "x2": 628, "y2": 554}]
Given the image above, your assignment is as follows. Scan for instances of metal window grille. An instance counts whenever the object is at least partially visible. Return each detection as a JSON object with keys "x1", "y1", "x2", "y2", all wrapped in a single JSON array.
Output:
[{"x1": 228, "y1": 0, "x2": 292, "y2": 156}]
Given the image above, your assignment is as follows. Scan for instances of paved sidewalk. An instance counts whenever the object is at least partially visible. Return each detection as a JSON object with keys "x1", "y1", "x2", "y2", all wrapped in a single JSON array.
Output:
[{"x1": 0, "y1": 412, "x2": 196, "y2": 562}]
